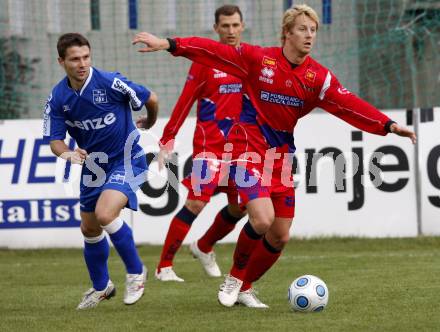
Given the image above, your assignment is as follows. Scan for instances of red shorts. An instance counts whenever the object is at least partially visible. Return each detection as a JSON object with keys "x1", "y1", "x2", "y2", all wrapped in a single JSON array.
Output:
[
  {"x1": 230, "y1": 164, "x2": 295, "y2": 219},
  {"x1": 183, "y1": 160, "x2": 295, "y2": 219},
  {"x1": 182, "y1": 159, "x2": 239, "y2": 204}
]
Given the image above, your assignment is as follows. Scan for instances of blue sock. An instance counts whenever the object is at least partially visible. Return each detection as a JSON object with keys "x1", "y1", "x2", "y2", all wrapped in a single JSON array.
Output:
[
  {"x1": 104, "y1": 218, "x2": 143, "y2": 274},
  {"x1": 83, "y1": 234, "x2": 110, "y2": 291}
]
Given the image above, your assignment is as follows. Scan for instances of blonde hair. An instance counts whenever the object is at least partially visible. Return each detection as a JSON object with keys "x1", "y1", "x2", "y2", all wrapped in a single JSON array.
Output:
[{"x1": 281, "y1": 4, "x2": 320, "y2": 45}]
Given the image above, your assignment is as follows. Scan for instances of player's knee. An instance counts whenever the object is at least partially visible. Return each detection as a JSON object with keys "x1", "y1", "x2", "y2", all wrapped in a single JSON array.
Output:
[
  {"x1": 276, "y1": 233, "x2": 290, "y2": 249},
  {"x1": 250, "y1": 214, "x2": 274, "y2": 234},
  {"x1": 185, "y1": 199, "x2": 206, "y2": 215},
  {"x1": 266, "y1": 232, "x2": 290, "y2": 250},
  {"x1": 80, "y1": 222, "x2": 102, "y2": 237},
  {"x1": 227, "y1": 204, "x2": 246, "y2": 219},
  {"x1": 94, "y1": 209, "x2": 117, "y2": 226}
]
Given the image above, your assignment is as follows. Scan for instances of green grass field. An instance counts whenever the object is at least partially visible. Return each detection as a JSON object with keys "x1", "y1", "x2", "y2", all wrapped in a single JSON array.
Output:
[{"x1": 1, "y1": 237, "x2": 440, "y2": 332}]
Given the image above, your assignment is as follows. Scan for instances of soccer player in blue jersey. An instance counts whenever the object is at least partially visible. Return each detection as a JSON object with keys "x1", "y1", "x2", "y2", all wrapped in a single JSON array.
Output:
[{"x1": 43, "y1": 33, "x2": 158, "y2": 309}]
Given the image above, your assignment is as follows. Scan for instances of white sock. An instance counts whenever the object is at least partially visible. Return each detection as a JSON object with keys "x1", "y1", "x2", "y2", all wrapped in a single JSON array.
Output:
[
  {"x1": 101, "y1": 217, "x2": 124, "y2": 234},
  {"x1": 84, "y1": 232, "x2": 105, "y2": 243}
]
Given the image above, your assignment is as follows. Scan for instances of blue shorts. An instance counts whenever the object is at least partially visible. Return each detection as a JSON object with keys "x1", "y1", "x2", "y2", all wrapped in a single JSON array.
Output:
[{"x1": 79, "y1": 148, "x2": 147, "y2": 212}]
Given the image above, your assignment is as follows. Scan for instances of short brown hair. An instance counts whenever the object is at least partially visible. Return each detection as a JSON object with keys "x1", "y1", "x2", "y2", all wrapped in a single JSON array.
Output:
[
  {"x1": 215, "y1": 5, "x2": 243, "y2": 24},
  {"x1": 281, "y1": 4, "x2": 319, "y2": 45},
  {"x1": 57, "y1": 33, "x2": 90, "y2": 58}
]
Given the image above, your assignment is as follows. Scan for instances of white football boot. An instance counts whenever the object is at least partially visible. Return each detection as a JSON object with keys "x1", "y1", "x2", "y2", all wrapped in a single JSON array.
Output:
[
  {"x1": 218, "y1": 275, "x2": 243, "y2": 307},
  {"x1": 124, "y1": 265, "x2": 147, "y2": 305},
  {"x1": 189, "y1": 241, "x2": 221, "y2": 277},
  {"x1": 154, "y1": 266, "x2": 184, "y2": 282},
  {"x1": 77, "y1": 280, "x2": 116, "y2": 310},
  {"x1": 237, "y1": 288, "x2": 269, "y2": 308}
]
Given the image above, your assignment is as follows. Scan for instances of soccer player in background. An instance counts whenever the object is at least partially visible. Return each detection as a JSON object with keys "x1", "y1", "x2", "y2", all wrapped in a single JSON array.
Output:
[
  {"x1": 132, "y1": 4, "x2": 416, "y2": 308},
  {"x1": 148, "y1": 5, "x2": 248, "y2": 284},
  {"x1": 43, "y1": 33, "x2": 158, "y2": 309}
]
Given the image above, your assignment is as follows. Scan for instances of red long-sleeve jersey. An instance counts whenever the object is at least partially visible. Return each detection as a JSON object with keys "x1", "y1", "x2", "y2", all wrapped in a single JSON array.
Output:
[
  {"x1": 160, "y1": 61, "x2": 242, "y2": 160},
  {"x1": 170, "y1": 37, "x2": 391, "y2": 165}
]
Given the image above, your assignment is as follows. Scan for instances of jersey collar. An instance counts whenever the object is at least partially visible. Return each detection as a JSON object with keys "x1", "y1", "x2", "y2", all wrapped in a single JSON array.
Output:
[{"x1": 79, "y1": 67, "x2": 94, "y2": 96}]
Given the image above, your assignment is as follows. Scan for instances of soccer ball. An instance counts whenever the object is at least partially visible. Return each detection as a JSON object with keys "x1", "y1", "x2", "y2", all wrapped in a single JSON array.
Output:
[{"x1": 287, "y1": 275, "x2": 329, "y2": 312}]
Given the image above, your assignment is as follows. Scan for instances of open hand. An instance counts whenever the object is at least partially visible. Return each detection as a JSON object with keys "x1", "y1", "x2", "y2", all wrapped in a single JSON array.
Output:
[
  {"x1": 390, "y1": 123, "x2": 417, "y2": 144},
  {"x1": 132, "y1": 32, "x2": 170, "y2": 53},
  {"x1": 158, "y1": 140, "x2": 175, "y2": 171}
]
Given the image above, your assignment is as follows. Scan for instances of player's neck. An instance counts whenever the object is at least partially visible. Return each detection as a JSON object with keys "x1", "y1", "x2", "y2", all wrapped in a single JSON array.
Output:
[
  {"x1": 68, "y1": 79, "x2": 86, "y2": 91},
  {"x1": 67, "y1": 72, "x2": 89, "y2": 91},
  {"x1": 282, "y1": 45, "x2": 308, "y2": 65}
]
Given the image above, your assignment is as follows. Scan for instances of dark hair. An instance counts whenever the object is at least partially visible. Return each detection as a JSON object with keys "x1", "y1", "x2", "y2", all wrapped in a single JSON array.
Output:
[
  {"x1": 57, "y1": 33, "x2": 90, "y2": 58},
  {"x1": 215, "y1": 5, "x2": 243, "y2": 24}
]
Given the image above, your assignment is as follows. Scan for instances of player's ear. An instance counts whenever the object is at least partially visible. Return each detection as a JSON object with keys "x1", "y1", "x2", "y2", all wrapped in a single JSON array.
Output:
[{"x1": 57, "y1": 57, "x2": 64, "y2": 66}]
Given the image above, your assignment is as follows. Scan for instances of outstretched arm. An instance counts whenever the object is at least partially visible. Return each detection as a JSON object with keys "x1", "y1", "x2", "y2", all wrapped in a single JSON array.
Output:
[
  {"x1": 317, "y1": 72, "x2": 416, "y2": 143},
  {"x1": 132, "y1": 32, "x2": 171, "y2": 52},
  {"x1": 132, "y1": 32, "x2": 254, "y2": 79},
  {"x1": 389, "y1": 122, "x2": 417, "y2": 143}
]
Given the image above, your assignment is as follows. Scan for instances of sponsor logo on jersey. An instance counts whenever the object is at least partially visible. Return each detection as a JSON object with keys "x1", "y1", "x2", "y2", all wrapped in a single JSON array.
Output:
[
  {"x1": 262, "y1": 56, "x2": 277, "y2": 69},
  {"x1": 305, "y1": 69, "x2": 316, "y2": 83},
  {"x1": 259, "y1": 67, "x2": 275, "y2": 84},
  {"x1": 260, "y1": 91, "x2": 304, "y2": 107},
  {"x1": 65, "y1": 112, "x2": 116, "y2": 131},
  {"x1": 219, "y1": 83, "x2": 242, "y2": 94},
  {"x1": 213, "y1": 69, "x2": 227, "y2": 78},
  {"x1": 93, "y1": 89, "x2": 108, "y2": 104},
  {"x1": 43, "y1": 95, "x2": 52, "y2": 136},
  {"x1": 337, "y1": 87, "x2": 350, "y2": 95},
  {"x1": 44, "y1": 102, "x2": 51, "y2": 115},
  {"x1": 108, "y1": 171, "x2": 126, "y2": 185},
  {"x1": 111, "y1": 77, "x2": 142, "y2": 109},
  {"x1": 43, "y1": 113, "x2": 50, "y2": 136}
]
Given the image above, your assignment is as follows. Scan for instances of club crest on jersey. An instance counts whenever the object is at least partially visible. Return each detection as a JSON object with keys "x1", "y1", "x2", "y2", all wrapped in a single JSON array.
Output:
[
  {"x1": 259, "y1": 67, "x2": 274, "y2": 84},
  {"x1": 262, "y1": 56, "x2": 277, "y2": 69},
  {"x1": 285, "y1": 79, "x2": 292, "y2": 87},
  {"x1": 305, "y1": 69, "x2": 316, "y2": 83},
  {"x1": 63, "y1": 105, "x2": 70, "y2": 112},
  {"x1": 213, "y1": 69, "x2": 227, "y2": 78},
  {"x1": 93, "y1": 89, "x2": 108, "y2": 104}
]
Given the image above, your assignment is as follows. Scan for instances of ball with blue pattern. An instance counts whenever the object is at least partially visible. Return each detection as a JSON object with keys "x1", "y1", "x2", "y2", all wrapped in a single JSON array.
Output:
[{"x1": 287, "y1": 275, "x2": 329, "y2": 312}]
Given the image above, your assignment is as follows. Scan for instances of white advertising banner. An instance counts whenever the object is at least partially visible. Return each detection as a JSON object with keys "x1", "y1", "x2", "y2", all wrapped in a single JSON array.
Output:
[
  {"x1": 418, "y1": 108, "x2": 440, "y2": 234},
  {"x1": 0, "y1": 109, "x2": 437, "y2": 248},
  {"x1": 292, "y1": 110, "x2": 417, "y2": 237}
]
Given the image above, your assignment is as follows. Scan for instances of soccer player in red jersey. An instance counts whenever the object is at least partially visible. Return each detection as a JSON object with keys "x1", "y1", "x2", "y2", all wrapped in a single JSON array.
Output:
[
  {"x1": 133, "y1": 4, "x2": 416, "y2": 308},
  {"x1": 148, "y1": 5, "x2": 249, "y2": 286}
]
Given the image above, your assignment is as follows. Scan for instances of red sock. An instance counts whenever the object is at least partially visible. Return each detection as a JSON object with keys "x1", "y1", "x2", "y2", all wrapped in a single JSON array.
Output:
[
  {"x1": 230, "y1": 221, "x2": 262, "y2": 280},
  {"x1": 197, "y1": 206, "x2": 241, "y2": 253},
  {"x1": 241, "y1": 237, "x2": 282, "y2": 291},
  {"x1": 157, "y1": 207, "x2": 197, "y2": 271}
]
